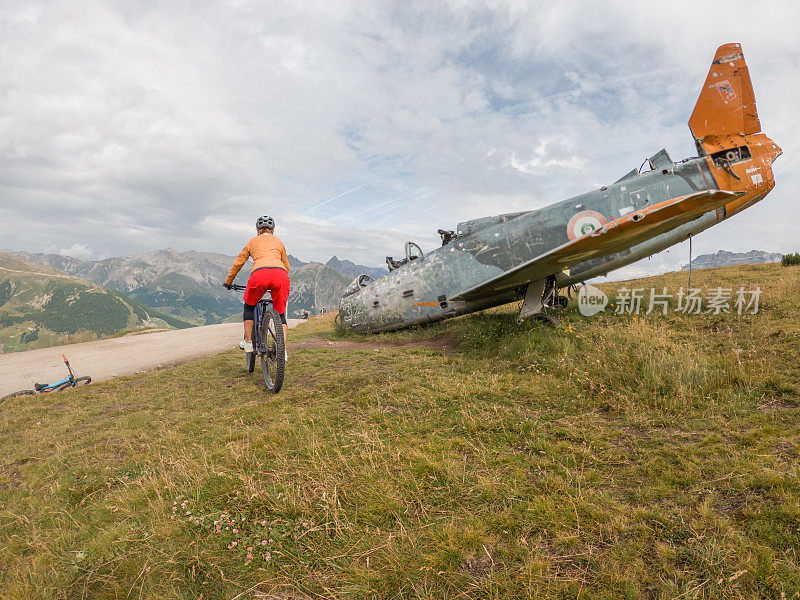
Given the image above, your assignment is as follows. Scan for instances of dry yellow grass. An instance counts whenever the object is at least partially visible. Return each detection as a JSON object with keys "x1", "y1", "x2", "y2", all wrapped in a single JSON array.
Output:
[{"x1": 0, "y1": 264, "x2": 798, "y2": 599}]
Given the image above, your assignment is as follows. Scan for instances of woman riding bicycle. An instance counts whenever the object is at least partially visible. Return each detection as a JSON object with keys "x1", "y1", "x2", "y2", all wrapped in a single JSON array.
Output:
[{"x1": 224, "y1": 216, "x2": 290, "y2": 360}]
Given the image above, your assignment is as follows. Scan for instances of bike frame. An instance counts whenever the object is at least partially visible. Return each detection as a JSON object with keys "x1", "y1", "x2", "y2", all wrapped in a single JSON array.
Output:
[
  {"x1": 252, "y1": 298, "x2": 276, "y2": 355},
  {"x1": 38, "y1": 376, "x2": 71, "y2": 393},
  {"x1": 39, "y1": 355, "x2": 76, "y2": 393},
  {"x1": 230, "y1": 284, "x2": 273, "y2": 356}
]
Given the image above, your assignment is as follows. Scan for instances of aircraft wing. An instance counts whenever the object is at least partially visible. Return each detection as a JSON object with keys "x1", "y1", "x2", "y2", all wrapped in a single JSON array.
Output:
[{"x1": 451, "y1": 190, "x2": 741, "y2": 302}]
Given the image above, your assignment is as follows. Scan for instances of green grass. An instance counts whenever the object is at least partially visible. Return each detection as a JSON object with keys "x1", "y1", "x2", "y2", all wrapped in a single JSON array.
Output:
[{"x1": 0, "y1": 264, "x2": 798, "y2": 599}]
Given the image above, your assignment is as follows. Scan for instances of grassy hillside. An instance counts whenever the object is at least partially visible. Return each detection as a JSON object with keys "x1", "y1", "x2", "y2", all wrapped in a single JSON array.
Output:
[
  {"x1": 0, "y1": 263, "x2": 798, "y2": 598},
  {"x1": 0, "y1": 253, "x2": 191, "y2": 352}
]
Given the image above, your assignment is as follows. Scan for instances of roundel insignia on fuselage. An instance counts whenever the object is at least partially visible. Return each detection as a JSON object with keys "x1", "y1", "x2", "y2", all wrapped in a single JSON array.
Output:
[{"x1": 567, "y1": 211, "x2": 608, "y2": 241}]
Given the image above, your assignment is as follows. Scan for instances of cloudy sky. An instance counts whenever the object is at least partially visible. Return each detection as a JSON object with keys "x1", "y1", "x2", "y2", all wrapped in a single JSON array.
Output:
[{"x1": 1, "y1": 0, "x2": 798, "y2": 275}]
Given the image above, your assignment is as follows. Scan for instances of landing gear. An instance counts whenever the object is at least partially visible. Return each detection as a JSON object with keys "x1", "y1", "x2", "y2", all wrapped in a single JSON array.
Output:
[
  {"x1": 517, "y1": 279, "x2": 546, "y2": 324},
  {"x1": 516, "y1": 276, "x2": 571, "y2": 326}
]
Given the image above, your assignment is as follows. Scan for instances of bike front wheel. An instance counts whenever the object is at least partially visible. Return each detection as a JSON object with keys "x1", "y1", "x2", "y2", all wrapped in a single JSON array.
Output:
[
  {"x1": 245, "y1": 351, "x2": 255, "y2": 373},
  {"x1": 53, "y1": 376, "x2": 92, "y2": 391},
  {"x1": 259, "y1": 308, "x2": 285, "y2": 393},
  {"x1": 0, "y1": 389, "x2": 35, "y2": 404}
]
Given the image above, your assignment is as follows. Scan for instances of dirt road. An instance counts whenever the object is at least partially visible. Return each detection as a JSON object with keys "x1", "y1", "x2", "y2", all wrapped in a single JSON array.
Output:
[{"x1": 0, "y1": 321, "x2": 301, "y2": 396}]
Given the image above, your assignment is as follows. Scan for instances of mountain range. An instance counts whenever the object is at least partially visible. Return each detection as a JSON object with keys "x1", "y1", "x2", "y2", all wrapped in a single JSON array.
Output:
[
  {"x1": 0, "y1": 253, "x2": 191, "y2": 353},
  {"x1": 9, "y1": 248, "x2": 385, "y2": 323},
  {"x1": 681, "y1": 250, "x2": 784, "y2": 271},
  {"x1": 324, "y1": 256, "x2": 387, "y2": 281}
]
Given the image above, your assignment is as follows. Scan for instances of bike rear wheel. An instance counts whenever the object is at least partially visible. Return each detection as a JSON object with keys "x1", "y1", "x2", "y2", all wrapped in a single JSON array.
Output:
[
  {"x1": 245, "y1": 351, "x2": 255, "y2": 373},
  {"x1": 259, "y1": 308, "x2": 285, "y2": 393},
  {"x1": 1, "y1": 389, "x2": 35, "y2": 404}
]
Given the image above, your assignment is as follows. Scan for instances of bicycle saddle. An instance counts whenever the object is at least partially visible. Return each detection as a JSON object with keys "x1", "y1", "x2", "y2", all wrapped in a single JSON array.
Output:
[{"x1": 34, "y1": 383, "x2": 47, "y2": 391}]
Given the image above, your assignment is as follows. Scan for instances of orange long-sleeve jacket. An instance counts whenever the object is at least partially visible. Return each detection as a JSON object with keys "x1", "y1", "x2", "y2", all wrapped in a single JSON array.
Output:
[{"x1": 225, "y1": 233, "x2": 290, "y2": 285}]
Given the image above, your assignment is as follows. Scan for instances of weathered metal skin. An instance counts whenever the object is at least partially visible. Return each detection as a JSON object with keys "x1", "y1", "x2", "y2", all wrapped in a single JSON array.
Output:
[{"x1": 338, "y1": 43, "x2": 781, "y2": 333}]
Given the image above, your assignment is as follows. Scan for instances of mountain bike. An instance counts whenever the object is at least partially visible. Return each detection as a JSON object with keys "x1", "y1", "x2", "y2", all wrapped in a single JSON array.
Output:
[
  {"x1": 229, "y1": 284, "x2": 285, "y2": 393},
  {"x1": 0, "y1": 355, "x2": 91, "y2": 404}
]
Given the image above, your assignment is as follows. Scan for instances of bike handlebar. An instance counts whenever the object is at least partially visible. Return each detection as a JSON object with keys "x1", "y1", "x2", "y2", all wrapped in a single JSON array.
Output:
[
  {"x1": 62, "y1": 354, "x2": 75, "y2": 382},
  {"x1": 228, "y1": 284, "x2": 247, "y2": 291}
]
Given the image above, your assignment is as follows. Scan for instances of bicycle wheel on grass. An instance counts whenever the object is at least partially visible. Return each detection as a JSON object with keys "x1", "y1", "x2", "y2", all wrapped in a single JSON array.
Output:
[
  {"x1": 1, "y1": 389, "x2": 35, "y2": 404},
  {"x1": 259, "y1": 308, "x2": 285, "y2": 393},
  {"x1": 245, "y1": 351, "x2": 255, "y2": 373}
]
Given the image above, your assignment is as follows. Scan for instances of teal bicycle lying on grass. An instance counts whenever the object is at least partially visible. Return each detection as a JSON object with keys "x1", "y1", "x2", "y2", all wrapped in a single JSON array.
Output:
[{"x1": 0, "y1": 355, "x2": 91, "y2": 404}]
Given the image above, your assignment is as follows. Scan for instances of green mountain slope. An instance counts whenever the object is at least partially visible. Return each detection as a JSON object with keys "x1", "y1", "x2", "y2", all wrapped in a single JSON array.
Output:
[
  {"x1": 128, "y1": 272, "x2": 242, "y2": 325},
  {"x1": 0, "y1": 253, "x2": 191, "y2": 353},
  {"x1": 0, "y1": 264, "x2": 797, "y2": 597}
]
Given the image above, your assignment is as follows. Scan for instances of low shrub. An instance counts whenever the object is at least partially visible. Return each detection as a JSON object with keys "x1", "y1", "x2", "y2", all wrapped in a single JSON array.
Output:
[{"x1": 781, "y1": 252, "x2": 800, "y2": 266}]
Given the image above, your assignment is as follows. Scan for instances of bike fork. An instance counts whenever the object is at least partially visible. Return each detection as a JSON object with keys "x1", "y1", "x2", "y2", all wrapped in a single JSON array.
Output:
[{"x1": 63, "y1": 354, "x2": 75, "y2": 385}]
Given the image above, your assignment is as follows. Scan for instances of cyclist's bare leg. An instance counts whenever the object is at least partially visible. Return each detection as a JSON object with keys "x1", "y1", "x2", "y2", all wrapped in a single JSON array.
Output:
[{"x1": 244, "y1": 320, "x2": 254, "y2": 342}]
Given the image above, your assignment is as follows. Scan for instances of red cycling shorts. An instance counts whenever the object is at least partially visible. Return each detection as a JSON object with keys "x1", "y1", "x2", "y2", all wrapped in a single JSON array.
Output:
[{"x1": 243, "y1": 267, "x2": 290, "y2": 314}]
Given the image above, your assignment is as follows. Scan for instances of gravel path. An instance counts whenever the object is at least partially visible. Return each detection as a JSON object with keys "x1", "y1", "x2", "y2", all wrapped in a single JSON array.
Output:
[{"x1": 0, "y1": 320, "x2": 301, "y2": 395}]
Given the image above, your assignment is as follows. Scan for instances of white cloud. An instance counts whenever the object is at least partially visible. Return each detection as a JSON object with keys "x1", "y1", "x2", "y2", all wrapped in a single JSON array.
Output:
[
  {"x1": 58, "y1": 243, "x2": 94, "y2": 260},
  {"x1": 1, "y1": 0, "x2": 798, "y2": 272}
]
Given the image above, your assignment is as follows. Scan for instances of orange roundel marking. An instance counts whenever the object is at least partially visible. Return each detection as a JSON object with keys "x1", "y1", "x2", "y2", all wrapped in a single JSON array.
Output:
[
  {"x1": 413, "y1": 302, "x2": 439, "y2": 307},
  {"x1": 567, "y1": 211, "x2": 608, "y2": 241}
]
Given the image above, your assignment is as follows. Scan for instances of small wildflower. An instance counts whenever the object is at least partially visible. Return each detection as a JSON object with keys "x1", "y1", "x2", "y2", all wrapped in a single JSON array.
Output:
[
  {"x1": 261, "y1": 540, "x2": 268, "y2": 546},
  {"x1": 261, "y1": 520, "x2": 267, "y2": 526},
  {"x1": 232, "y1": 528, "x2": 239, "y2": 534},
  {"x1": 263, "y1": 551, "x2": 272, "y2": 561}
]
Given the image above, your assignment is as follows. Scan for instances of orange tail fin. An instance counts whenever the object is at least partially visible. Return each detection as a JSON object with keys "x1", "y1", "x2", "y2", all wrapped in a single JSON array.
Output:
[{"x1": 689, "y1": 43, "x2": 760, "y2": 148}]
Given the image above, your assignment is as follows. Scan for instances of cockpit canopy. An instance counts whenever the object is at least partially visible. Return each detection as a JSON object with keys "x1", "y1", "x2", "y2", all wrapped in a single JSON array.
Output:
[
  {"x1": 342, "y1": 274, "x2": 375, "y2": 297},
  {"x1": 386, "y1": 242, "x2": 424, "y2": 272}
]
